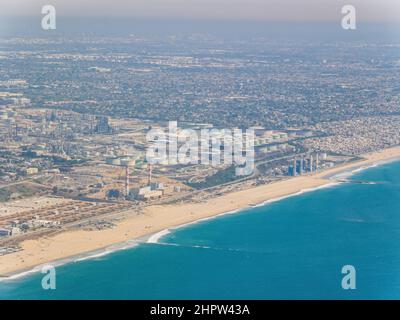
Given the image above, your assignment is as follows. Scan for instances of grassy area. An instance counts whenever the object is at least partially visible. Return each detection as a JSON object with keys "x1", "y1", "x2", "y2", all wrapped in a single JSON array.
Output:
[
  {"x1": 0, "y1": 183, "x2": 47, "y2": 202},
  {"x1": 187, "y1": 166, "x2": 240, "y2": 190}
]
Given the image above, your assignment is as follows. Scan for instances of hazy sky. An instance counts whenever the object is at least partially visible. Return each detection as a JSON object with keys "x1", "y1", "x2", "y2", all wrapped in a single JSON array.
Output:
[{"x1": 1, "y1": 0, "x2": 399, "y2": 22}]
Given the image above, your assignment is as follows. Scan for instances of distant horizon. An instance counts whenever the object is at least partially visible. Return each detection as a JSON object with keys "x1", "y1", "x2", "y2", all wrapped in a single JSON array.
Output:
[
  {"x1": 1, "y1": 16, "x2": 399, "y2": 41},
  {"x1": 1, "y1": 0, "x2": 399, "y2": 23}
]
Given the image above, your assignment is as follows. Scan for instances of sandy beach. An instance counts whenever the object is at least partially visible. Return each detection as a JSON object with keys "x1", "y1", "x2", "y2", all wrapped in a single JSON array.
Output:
[{"x1": 1, "y1": 146, "x2": 400, "y2": 277}]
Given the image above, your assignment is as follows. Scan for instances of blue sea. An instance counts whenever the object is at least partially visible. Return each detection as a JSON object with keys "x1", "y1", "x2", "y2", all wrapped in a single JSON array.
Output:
[{"x1": 1, "y1": 160, "x2": 400, "y2": 300}]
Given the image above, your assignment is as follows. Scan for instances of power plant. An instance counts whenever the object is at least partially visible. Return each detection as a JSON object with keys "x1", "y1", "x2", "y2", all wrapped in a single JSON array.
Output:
[{"x1": 288, "y1": 153, "x2": 325, "y2": 176}]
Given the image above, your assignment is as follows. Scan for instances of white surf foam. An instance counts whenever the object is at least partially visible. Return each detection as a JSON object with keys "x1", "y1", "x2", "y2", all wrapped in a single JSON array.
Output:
[
  {"x1": 330, "y1": 158, "x2": 399, "y2": 181},
  {"x1": 252, "y1": 182, "x2": 340, "y2": 208},
  {"x1": 147, "y1": 229, "x2": 171, "y2": 244},
  {"x1": 0, "y1": 241, "x2": 140, "y2": 282}
]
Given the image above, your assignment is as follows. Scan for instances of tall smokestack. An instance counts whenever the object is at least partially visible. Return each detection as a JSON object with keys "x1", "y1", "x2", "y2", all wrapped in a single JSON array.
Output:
[
  {"x1": 148, "y1": 164, "x2": 152, "y2": 185},
  {"x1": 300, "y1": 157, "x2": 304, "y2": 175},
  {"x1": 126, "y1": 165, "x2": 130, "y2": 197}
]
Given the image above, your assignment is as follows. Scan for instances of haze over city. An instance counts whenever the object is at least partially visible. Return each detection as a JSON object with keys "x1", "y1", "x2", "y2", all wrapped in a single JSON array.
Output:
[{"x1": 1, "y1": 0, "x2": 400, "y2": 22}]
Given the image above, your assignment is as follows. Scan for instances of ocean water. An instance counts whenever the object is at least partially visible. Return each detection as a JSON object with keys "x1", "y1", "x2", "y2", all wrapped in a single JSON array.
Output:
[{"x1": 1, "y1": 160, "x2": 400, "y2": 300}]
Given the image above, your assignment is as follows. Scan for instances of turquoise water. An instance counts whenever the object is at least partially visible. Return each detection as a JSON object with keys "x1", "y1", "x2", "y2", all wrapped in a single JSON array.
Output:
[{"x1": 1, "y1": 161, "x2": 400, "y2": 300}]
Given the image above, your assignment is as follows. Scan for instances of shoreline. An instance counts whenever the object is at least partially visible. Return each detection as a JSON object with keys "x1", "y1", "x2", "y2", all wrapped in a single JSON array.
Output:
[
  {"x1": 0, "y1": 182, "x2": 342, "y2": 282},
  {"x1": 1, "y1": 146, "x2": 400, "y2": 280},
  {"x1": 0, "y1": 182, "x2": 341, "y2": 282},
  {"x1": 146, "y1": 181, "x2": 341, "y2": 244}
]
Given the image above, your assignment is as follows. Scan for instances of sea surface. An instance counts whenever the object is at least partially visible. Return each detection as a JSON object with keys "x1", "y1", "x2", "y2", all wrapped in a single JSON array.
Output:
[{"x1": 1, "y1": 160, "x2": 400, "y2": 300}]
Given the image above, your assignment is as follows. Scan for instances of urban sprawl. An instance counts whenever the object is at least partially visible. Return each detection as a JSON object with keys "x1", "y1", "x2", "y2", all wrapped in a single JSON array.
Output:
[{"x1": 0, "y1": 35, "x2": 399, "y2": 257}]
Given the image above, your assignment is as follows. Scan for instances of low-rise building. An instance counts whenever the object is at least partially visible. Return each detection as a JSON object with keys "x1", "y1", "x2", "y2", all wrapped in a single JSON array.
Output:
[
  {"x1": 0, "y1": 228, "x2": 11, "y2": 237},
  {"x1": 24, "y1": 167, "x2": 39, "y2": 175}
]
